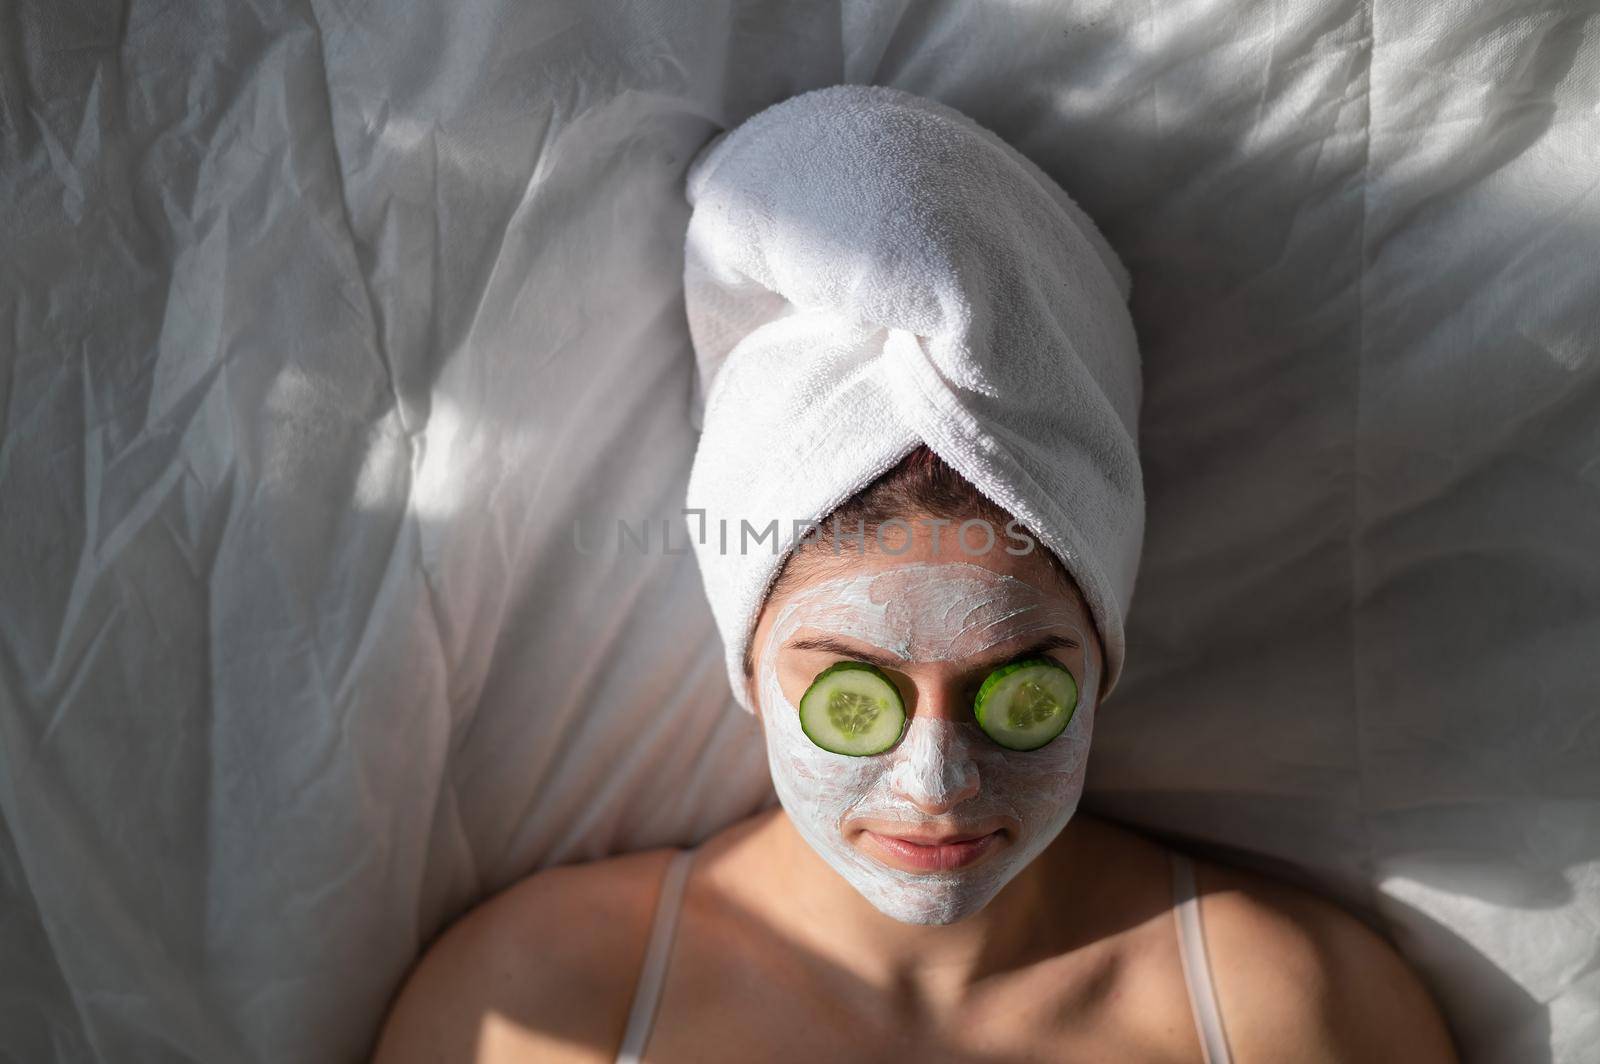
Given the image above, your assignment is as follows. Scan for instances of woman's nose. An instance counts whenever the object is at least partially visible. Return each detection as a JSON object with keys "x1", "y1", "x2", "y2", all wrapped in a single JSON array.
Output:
[{"x1": 889, "y1": 716, "x2": 980, "y2": 814}]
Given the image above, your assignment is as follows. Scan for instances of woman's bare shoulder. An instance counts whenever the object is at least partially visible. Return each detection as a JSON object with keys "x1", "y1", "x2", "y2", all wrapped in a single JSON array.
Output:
[
  {"x1": 370, "y1": 846, "x2": 683, "y2": 1064},
  {"x1": 1192, "y1": 856, "x2": 1459, "y2": 1063}
]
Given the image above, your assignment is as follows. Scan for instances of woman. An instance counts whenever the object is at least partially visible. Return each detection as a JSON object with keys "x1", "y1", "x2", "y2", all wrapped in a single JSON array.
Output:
[
  {"x1": 374, "y1": 86, "x2": 1457, "y2": 1061},
  {"x1": 373, "y1": 447, "x2": 1455, "y2": 1063}
]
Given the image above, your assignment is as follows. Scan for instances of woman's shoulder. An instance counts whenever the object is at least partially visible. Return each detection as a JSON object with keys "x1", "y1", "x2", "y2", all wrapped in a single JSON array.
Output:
[
  {"x1": 370, "y1": 845, "x2": 686, "y2": 1064},
  {"x1": 1186, "y1": 851, "x2": 1458, "y2": 1062}
]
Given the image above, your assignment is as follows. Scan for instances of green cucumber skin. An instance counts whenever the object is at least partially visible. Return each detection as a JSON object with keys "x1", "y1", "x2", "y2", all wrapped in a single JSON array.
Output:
[
  {"x1": 798, "y1": 661, "x2": 907, "y2": 756},
  {"x1": 974, "y1": 658, "x2": 1078, "y2": 751},
  {"x1": 797, "y1": 658, "x2": 1077, "y2": 755}
]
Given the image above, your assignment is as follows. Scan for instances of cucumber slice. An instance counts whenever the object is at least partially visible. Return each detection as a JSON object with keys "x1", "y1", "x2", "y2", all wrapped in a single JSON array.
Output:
[
  {"x1": 973, "y1": 658, "x2": 1078, "y2": 750},
  {"x1": 798, "y1": 661, "x2": 907, "y2": 756}
]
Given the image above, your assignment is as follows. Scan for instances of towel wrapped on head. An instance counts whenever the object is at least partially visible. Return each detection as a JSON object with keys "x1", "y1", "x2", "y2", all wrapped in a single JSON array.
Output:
[{"x1": 682, "y1": 84, "x2": 1144, "y2": 713}]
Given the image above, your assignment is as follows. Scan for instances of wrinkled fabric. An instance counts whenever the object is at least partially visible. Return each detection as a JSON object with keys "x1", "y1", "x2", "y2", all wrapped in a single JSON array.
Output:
[{"x1": 0, "y1": 1, "x2": 1595, "y2": 1062}]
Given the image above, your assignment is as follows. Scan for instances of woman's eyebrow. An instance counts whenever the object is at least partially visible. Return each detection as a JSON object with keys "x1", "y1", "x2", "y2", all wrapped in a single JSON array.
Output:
[{"x1": 782, "y1": 632, "x2": 1078, "y2": 672}]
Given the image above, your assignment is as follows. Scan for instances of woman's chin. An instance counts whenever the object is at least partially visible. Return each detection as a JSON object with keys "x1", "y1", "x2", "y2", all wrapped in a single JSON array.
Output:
[{"x1": 855, "y1": 878, "x2": 1000, "y2": 925}]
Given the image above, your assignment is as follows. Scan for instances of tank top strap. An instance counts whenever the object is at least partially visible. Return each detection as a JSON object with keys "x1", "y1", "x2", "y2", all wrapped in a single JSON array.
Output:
[
  {"x1": 615, "y1": 847, "x2": 697, "y2": 1064},
  {"x1": 1170, "y1": 851, "x2": 1235, "y2": 1064}
]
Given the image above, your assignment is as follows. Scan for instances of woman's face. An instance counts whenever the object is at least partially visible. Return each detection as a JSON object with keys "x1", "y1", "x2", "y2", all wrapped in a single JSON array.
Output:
[{"x1": 747, "y1": 519, "x2": 1103, "y2": 925}]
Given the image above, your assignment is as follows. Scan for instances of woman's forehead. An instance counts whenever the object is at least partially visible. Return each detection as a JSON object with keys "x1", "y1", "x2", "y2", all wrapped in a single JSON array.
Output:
[{"x1": 768, "y1": 562, "x2": 1090, "y2": 662}]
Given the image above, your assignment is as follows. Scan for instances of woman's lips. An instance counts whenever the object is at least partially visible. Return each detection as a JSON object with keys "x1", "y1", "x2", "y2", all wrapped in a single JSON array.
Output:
[{"x1": 859, "y1": 828, "x2": 1005, "y2": 872}]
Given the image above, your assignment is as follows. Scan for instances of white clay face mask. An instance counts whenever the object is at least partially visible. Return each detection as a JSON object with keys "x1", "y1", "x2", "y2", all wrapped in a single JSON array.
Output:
[{"x1": 756, "y1": 561, "x2": 1099, "y2": 925}]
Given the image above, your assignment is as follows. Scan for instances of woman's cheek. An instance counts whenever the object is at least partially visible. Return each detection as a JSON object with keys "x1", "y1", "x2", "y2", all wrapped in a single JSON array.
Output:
[{"x1": 764, "y1": 680, "x2": 887, "y2": 821}]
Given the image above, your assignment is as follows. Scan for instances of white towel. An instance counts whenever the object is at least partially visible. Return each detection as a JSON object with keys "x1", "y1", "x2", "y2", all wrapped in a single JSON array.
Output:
[{"x1": 682, "y1": 84, "x2": 1144, "y2": 712}]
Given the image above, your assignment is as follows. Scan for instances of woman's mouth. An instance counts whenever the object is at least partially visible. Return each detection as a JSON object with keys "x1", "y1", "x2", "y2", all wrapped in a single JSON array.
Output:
[{"x1": 858, "y1": 827, "x2": 1006, "y2": 872}]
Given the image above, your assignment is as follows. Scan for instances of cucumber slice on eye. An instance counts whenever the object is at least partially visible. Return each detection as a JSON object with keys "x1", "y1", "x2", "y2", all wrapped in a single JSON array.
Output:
[
  {"x1": 798, "y1": 661, "x2": 908, "y2": 756},
  {"x1": 973, "y1": 658, "x2": 1078, "y2": 751}
]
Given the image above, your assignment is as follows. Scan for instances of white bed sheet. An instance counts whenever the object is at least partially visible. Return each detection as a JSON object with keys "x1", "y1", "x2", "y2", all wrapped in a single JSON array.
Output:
[{"x1": 1, "y1": 1, "x2": 1595, "y2": 1060}]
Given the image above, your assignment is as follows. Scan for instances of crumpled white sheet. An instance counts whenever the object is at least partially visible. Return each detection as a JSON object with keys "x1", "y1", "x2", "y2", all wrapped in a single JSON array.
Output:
[{"x1": 0, "y1": 1, "x2": 1594, "y2": 1061}]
